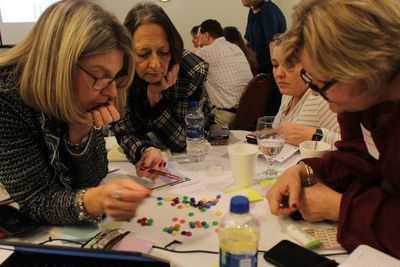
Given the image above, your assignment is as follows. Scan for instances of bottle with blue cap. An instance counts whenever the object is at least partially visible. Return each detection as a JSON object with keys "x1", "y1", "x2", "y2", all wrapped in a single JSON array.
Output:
[
  {"x1": 185, "y1": 101, "x2": 206, "y2": 162},
  {"x1": 219, "y1": 196, "x2": 260, "y2": 267}
]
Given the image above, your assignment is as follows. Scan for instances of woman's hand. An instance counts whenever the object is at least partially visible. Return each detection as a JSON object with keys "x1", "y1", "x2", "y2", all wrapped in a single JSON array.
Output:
[
  {"x1": 147, "y1": 64, "x2": 179, "y2": 107},
  {"x1": 68, "y1": 102, "x2": 120, "y2": 143},
  {"x1": 266, "y1": 164, "x2": 304, "y2": 216},
  {"x1": 298, "y1": 183, "x2": 342, "y2": 222},
  {"x1": 277, "y1": 124, "x2": 316, "y2": 146},
  {"x1": 136, "y1": 147, "x2": 165, "y2": 179},
  {"x1": 84, "y1": 179, "x2": 150, "y2": 221}
]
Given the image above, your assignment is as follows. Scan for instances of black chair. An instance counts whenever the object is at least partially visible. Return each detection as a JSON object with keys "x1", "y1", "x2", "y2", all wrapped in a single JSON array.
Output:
[{"x1": 232, "y1": 73, "x2": 275, "y2": 130}]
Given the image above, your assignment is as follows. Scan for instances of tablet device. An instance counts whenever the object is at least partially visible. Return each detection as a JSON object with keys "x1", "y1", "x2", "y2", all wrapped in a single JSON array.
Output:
[
  {"x1": 0, "y1": 240, "x2": 170, "y2": 267},
  {"x1": 0, "y1": 205, "x2": 38, "y2": 237}
]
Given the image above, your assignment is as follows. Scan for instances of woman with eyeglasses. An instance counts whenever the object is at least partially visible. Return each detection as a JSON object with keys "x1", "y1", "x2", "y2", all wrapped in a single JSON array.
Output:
[
  {"x1": 112, "y1": 3, "x2": 208, "y2": 178},
  {"x1": 266, "y1": 0, "x2": 400, "y2": 257},
  {"x1": 0, "y1": 0, "x2": 150, "y2": 224},
  {"x1": 270, "y1": 34, "x2": 340, "y2": 146}
]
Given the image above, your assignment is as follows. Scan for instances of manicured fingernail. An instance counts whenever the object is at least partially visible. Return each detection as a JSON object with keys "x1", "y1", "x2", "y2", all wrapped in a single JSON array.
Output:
[
  {"x1": 158, "y1": 162, "x2": 163, "y2": 168},
  {"x1": 292, "y1": 203, "x2": 297, "y2": 209},
  {"x1": 139, "y1": 167, "x2": 146, "y2": 171},
  {"x1": 163, "y1": 161, "x2": 166, "y2": 167}
]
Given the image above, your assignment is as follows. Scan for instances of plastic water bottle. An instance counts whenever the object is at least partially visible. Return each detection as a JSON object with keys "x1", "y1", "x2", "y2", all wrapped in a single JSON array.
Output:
[
  {"x1": 219, "y1": 196, "x2": 260, "y2": 267},
  {"x1": 185, "y1": 101, "x2": 206, "y2": 162}
]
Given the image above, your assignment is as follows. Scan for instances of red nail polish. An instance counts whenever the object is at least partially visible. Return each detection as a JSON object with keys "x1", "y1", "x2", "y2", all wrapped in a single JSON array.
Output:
[
  {"x1": 292, "y1": 203, "x2": 297, "y2": 209},
  {"x1": 163, "y1": 161, "x2": 166, "y2": 167},
  {"x1": 158, "y1": 162, "x2": 163, "y2": 168}
]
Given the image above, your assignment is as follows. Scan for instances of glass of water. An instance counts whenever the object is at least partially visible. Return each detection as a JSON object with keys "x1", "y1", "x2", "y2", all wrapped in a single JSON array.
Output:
[{"x1": 256, "y1": 116, "x2": 285, "y2": 178}]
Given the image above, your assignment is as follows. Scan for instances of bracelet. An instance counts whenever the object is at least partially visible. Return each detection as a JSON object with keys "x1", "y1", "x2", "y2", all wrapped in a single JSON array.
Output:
[
  {"x1": 298, "y1": 161, "x2": 316, "y2": 187},
  {"x1": 75, "y1": 189, "x2": 104, "y2": 224},
  {"x1": 65, "y1": 134, "x2": 89, "y2": 153}
]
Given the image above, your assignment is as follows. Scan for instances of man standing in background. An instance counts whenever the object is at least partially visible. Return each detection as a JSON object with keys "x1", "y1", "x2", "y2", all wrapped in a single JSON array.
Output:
[
  {"x1": 242, "y1": 0, "x2": 286, "y2": 116},
  {"x1": 243, "y1": 0, "x2": 286, "y2": 74},
  {"x1": 196, "y1": 19, "x2": 253, "y2": 127}
]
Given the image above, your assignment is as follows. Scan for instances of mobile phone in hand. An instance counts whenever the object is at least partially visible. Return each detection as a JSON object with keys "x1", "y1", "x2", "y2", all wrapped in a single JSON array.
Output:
[{"x1": 264, "y1": 240, "x2": 338, "y2": 267}]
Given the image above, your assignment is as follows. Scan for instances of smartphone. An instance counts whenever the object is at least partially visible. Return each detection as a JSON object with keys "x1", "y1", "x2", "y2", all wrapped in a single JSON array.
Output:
[
  {"x1": 208, "y1": 124, "x2": 229, "y2": 145},
  {"x1": 246, "y1": 133, "x2": 257, "y2": 144},
  {"x1": 0, "y1": 205, "x2": 38, "y2": 237},
  {"x1": 264, "y1": 240, "x2": 338, "y2": 267}
]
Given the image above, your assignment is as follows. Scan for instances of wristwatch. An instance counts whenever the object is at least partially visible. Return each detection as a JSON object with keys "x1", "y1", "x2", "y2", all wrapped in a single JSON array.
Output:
[{"x1": 312, "y1": 128, "x2": 323, "y2": 141}]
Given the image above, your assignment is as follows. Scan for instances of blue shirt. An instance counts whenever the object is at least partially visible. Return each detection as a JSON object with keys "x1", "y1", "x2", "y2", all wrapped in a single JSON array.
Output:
[{"x1": 245, "y1": 1, "x2": 286, "y2": 74}]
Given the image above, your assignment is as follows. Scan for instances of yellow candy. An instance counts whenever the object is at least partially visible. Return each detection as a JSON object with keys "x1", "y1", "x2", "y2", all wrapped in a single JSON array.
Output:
[
  {"x1": 215, "y1": 210, "x2": 222, "y2": 216},
  {"x1": 172, "y1": 231, "x2": 178, "y2": 236}
]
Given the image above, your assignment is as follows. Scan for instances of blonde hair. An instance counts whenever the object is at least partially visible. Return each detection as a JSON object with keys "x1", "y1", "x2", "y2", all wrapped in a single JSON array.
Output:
[
  {"x1": 0, "y1": 0, "x2": 134, "y2": 124},
  {"x1": 282, "y1": 0, "x2": 400, "y2": 94}
]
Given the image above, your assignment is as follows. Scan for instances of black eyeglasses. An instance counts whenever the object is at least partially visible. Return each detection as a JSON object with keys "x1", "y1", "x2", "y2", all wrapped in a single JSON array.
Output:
[
  {"x1": 300, "y1": 69, "x2": 337, "y2": 101},
  {"x1": 77, "y1": 64, "x2": 126, "y2": 91}
]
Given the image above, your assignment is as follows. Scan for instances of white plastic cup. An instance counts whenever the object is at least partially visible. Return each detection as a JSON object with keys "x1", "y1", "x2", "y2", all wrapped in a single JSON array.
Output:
[
  {"x1": 228, "y1": 143, "x2": 259, "y2": 188},
  {"x1": 299, "y1": 141, "x2": 331, "y2": 159}
]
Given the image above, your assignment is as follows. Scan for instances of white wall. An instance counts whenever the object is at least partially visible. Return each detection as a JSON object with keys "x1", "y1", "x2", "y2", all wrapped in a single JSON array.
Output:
[
  {"x1": 275, "y1": 0, "x2": 301, "y2": 27},
  {"x1": 93, "y1": 0, "x2": 249, "y2": 50},
  {"x1": 1, "y1": 0, "x2": 297, "y2": 48}
]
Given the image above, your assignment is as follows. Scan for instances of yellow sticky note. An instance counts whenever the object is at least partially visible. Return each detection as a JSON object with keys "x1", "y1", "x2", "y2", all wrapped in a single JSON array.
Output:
[
  {"x1": 247, "y1": 188, "x2": 264, "y2": 203},
  {"x1": 259, "y1": 178, "x2": 277, "y2": 188}
]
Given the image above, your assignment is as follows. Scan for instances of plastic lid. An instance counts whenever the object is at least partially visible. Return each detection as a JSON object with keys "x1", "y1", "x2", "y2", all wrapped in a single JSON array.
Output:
[
  {"x1": 230, "y1": 196, "x2": 249, "y2": 214},
  {"x1": 188, "y1": 101, "x2": 199, "y2": 109}
]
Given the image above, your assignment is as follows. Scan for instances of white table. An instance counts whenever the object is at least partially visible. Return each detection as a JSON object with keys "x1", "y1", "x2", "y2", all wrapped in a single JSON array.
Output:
[
  {"x1": 0, "y1": 130, "x2": 348, "y2": 267},
  {"x1": 104, "y1": 130, "x2": 347, "y2": 266}
]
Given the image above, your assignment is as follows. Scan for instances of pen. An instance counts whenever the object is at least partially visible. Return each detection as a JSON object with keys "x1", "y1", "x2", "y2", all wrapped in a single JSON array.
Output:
[{"x1": 149, "y1": 169, "x2": 181, "y2": 180}]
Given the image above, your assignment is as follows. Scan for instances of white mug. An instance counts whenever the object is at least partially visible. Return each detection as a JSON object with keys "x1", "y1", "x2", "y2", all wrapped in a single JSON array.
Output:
[
  {"x1": 299, "y1": 141, "x2": 331, "y2": 159},
  {"x1": 228, "y1": 143, "x2": 259, "y2": 188}
]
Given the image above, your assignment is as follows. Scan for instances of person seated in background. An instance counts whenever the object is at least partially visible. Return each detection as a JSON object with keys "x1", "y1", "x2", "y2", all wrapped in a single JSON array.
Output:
[
  {"x1": 271, "y1": 33, "x2": 340, "y2": 146},
  {"x1": 266, "y1": 0, "x2": 400, "y2": 258},
  {"x1": 113, "y1": 3, "x2": 208, "y2": 177},
  {"x1": 223, "y1": 26, "x2": 258, "y2": 75},
  {"x1": 0, "y1": 0, "x2": 150, "y2": 225},
  {"x1": 196, "y1": 19, "x2": 253, "y2": 127},
  {"x1": 190, "y1": 25, "x2": 201, "y2": 50}
]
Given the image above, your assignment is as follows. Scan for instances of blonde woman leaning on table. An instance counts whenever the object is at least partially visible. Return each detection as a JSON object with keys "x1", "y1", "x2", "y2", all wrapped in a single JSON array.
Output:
[
  {"x1": 267, "y1": 0, "x2": 400, "y2": 258},
  {"x1": 0, "y1": 0, "x2": 150, "y2": 225},
  {"x1": 270, "y1": 34, "x2": 340, "y2": 146}
]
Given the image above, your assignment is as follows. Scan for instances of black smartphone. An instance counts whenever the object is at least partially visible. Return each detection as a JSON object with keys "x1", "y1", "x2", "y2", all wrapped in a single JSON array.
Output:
[
  {"x1": 208, "y1": 124, "x2": 229, "y2": 145},
  {"x1": 246, "y1": 133, "x2": 257, "y2": 144},
  {"x1": 0, "y1": 205, "x2": 38, "y2": 237},
  {"x1": 264, "y1": 240, "x2": 338, "y2": 267}
]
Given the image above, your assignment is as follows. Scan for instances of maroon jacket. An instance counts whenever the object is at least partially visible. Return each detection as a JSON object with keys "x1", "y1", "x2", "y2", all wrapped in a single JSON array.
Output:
[{"x1": 303, "y1": 102, "x2": 400, "y2": 258}]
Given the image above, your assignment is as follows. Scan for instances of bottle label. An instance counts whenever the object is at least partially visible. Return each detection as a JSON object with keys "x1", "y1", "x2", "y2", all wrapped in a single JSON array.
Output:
[
  {"x1": 220, "y1": 249, "x2": 257, "y2": 267},
  {"x1": 186, "y1": 125, "x2": 204, "y2": 139}
]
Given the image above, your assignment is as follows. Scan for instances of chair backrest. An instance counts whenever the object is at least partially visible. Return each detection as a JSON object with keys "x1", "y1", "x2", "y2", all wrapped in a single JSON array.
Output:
[{"x1": 232, "y1": 73, "x2": 274, "y2": 130}]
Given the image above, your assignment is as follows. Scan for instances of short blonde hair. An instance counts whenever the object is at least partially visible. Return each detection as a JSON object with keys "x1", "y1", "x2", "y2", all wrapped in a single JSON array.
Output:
[
  {"x1": 0, "y1": 0, "x2": 134, "y2": 124},
  {"x1": 282, "y1": 0, "x2": 400, "y2": 94}
]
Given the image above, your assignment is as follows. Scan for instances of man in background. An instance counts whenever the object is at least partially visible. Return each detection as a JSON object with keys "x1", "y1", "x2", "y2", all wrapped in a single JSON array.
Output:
[
  {"x1": 196, "y1": 19, "x2": 253, "y2": 127},
  {"x1": 190, "y1": 25, "x2": 201, "y2": 50}
]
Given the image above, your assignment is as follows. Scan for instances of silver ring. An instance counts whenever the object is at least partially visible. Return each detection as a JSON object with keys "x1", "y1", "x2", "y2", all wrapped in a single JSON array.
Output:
[
  {"x1": 111, "y1": 193, "x2": 122, "y2": 200},
  {"x1": 93, "y1": 125, "x2": 102, "y2": 130}
]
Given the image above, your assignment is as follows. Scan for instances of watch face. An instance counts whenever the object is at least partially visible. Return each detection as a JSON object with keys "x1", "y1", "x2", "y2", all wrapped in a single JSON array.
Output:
[{"x1": 0, "y1": 205, "x2": 37, "y2": 236}]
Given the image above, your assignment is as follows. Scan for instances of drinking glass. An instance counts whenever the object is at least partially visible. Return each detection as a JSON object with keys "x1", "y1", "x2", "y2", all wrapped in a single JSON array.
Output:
[{"x1": 256, "y1": 116, "x2": 285, "y2": 178}]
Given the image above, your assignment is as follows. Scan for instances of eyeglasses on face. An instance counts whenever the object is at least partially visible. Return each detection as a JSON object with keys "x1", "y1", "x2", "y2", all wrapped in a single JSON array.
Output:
[
  {"x1": 300, "y1": 69, "x2": 337, "y2": 101},
  {"x1": 77, "y1": 64, "x2": 126, "y2": 91}
]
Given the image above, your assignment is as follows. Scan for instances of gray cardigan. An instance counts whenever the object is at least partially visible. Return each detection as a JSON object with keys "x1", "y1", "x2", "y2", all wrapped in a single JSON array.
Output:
[{"x1": 0, "y1": 66, "x2": 108, "y2": 224}]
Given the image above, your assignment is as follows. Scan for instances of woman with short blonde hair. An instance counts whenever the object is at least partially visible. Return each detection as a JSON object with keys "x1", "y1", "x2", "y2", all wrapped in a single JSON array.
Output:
[
  {"x1": 0, "y1": 0, "x2": 149, "y2": 225},
  {"x1": 267, "y1": 0, "x2": 400, "y2": 257}
]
